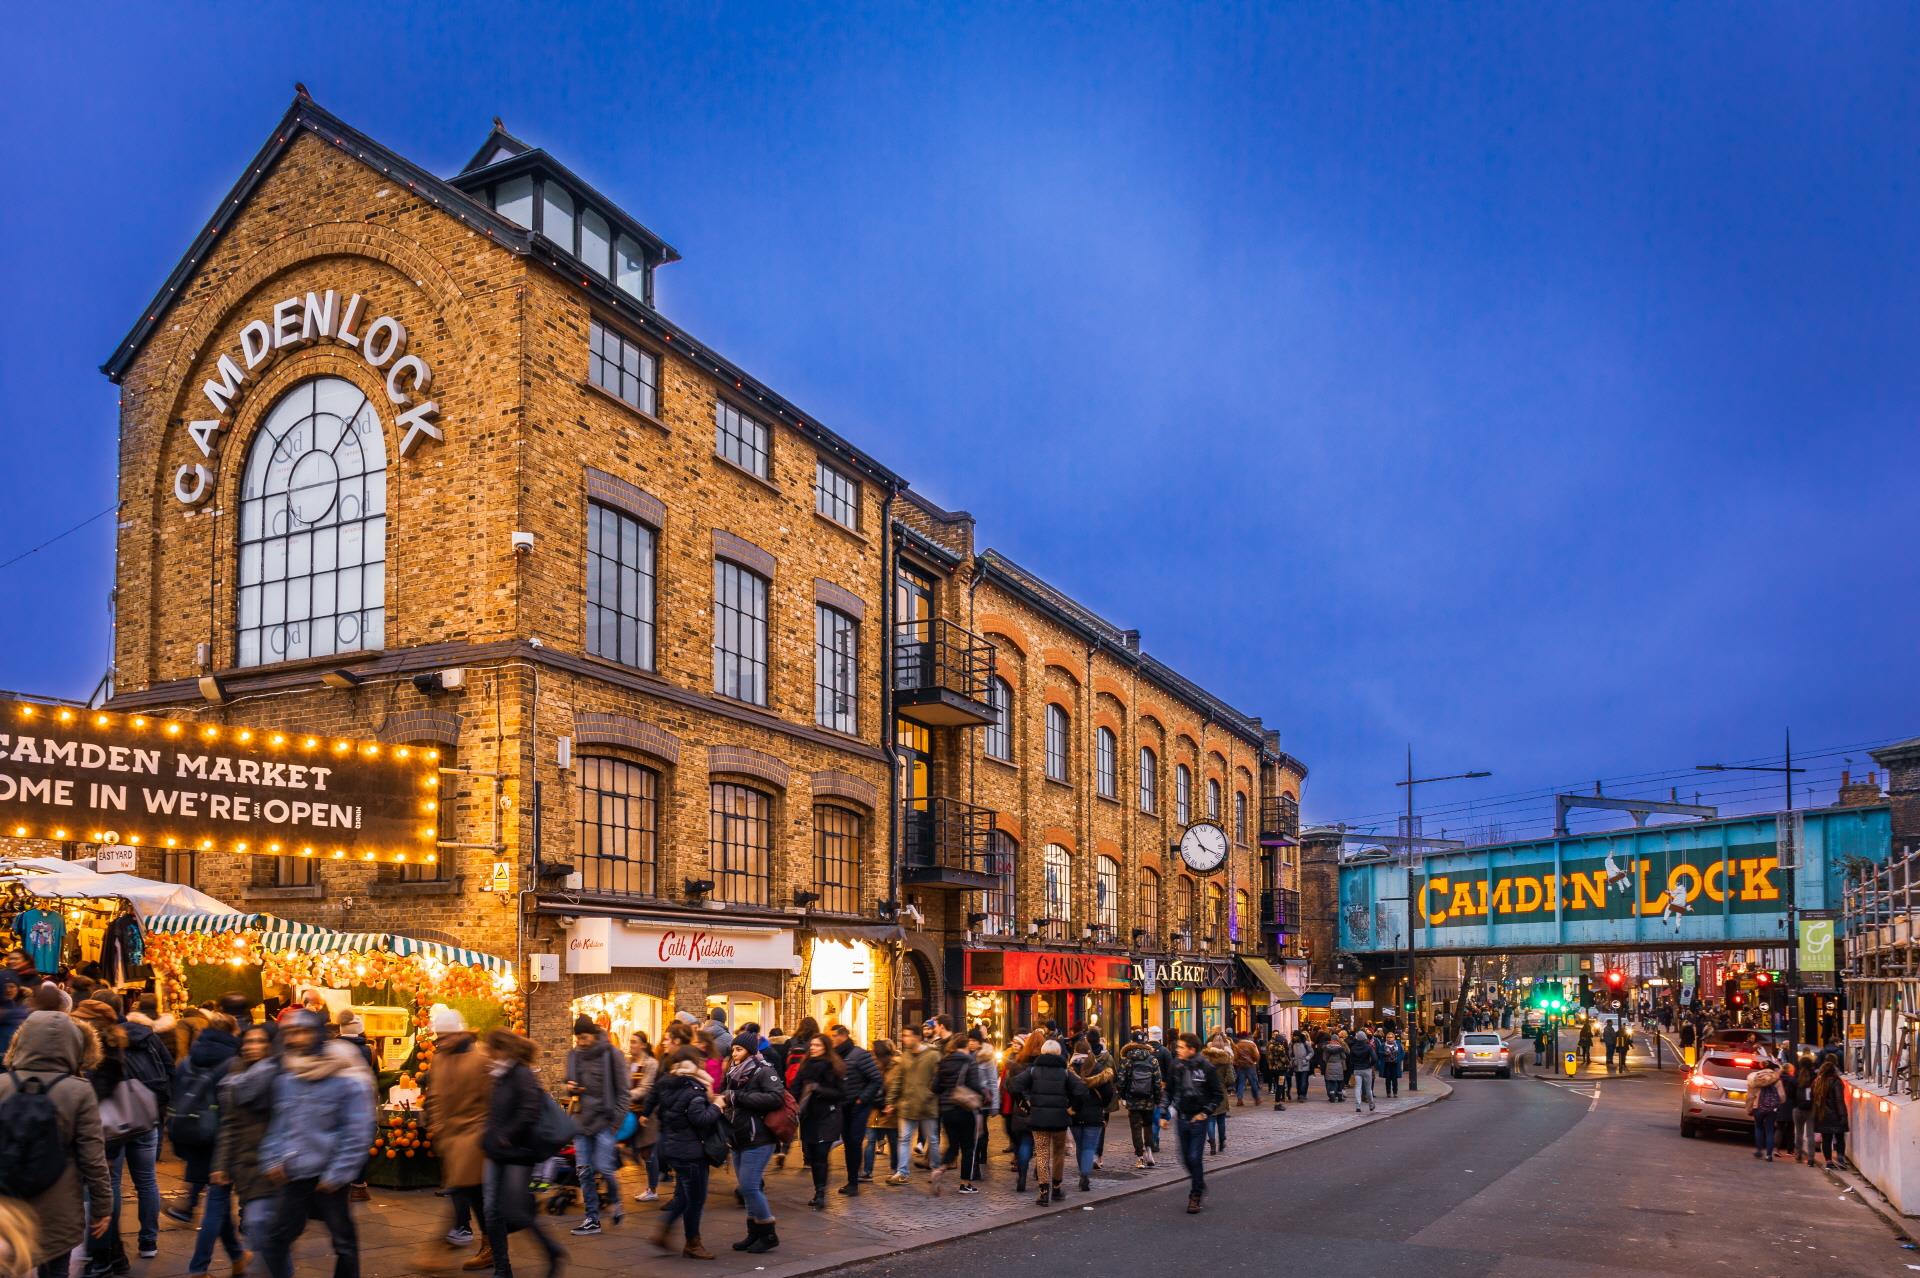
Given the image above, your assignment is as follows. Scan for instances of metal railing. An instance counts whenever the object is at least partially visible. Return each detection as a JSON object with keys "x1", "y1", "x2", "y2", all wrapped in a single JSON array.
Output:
[
  {"x1": 901, "y1": 796, "x2": 997, "y2": 880},
  {"x1": 892, "y1": 618, "x2": 995, "y2": 703},
  {"x1": 1843, "y1": 844, "x2": 1920, "y2": 1096},
  {"x1": 1260, "y1": 796, "x2": 1300, "y2": 843},
  {"x1": 1260, "y1": 887, "x2": 1300, "y2": 934}
]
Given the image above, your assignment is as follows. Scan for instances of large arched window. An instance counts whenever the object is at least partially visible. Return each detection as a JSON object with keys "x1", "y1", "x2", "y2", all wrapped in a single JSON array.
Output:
[
  {"x1": 1206, "y1": 883, "x2": 1226, "y2": 945},
  {"x1": 1095, "y1": 855, "x2": 1121, "y2": 935},
  {"x1": 237, "y1": 376, "x2": 387, "y2": 666},
  {"x1": 1234, "y1": 889, "x2": 1250, "y2": 947},
  {"x1": 1044, "y1": 704, "x2": 1070, "y2": 782},
  {"x1": 1206, "y1": 777, "x2": 1222, "y2": 821},
  {"x1": 1138, "y1": 747, "x2": 1158, "y2": 813},
  {"x1": 1139, "y1": 867, "x2": 1161, "y2": 939},
  {"x1": 1043, "y1": 843, "x2": 1073, "y2": 930},
  {"x1": 1175, "y1": 875, "x2": 1196, "y2": 947},
  {"x1": 1175, "y1": 764, "x2": 1192, "y2": 825},
  {"x1": 1095, "y1": 727, "x2": 1117, "y2": 798},
  {"x1": 984, "y1": 677, "x2": 1013, "y2": 762}
]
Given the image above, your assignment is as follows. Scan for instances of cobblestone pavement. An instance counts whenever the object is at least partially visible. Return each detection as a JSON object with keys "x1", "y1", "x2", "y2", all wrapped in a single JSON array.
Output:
[{"x1": 132, "y1": 1079, "x2": 1449, "y2": 1277}]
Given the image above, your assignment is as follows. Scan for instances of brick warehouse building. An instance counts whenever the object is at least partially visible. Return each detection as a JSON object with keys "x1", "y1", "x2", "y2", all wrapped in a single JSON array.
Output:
[{"x1": 82, "y1": 92, "x2": 1306, "y2": 1063}]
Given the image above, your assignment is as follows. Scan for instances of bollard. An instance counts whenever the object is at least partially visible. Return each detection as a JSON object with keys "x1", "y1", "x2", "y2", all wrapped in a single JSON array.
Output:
[{"x1": 1563, "y1": 1050, "x2": 1578, "y2": 1077}]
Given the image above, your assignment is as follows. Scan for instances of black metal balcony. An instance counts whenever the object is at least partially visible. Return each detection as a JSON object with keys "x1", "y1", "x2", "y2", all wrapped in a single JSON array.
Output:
[
  {"x1": 901, "y1": 796, "x2": 999, "y2": 890},
  {"x1": 1260, "y1": 888, "x2": 1300, "y2": 935},
  {"x1": 1259, "y1": 796, "x2": 1300, "y2": 845},
  {"x1": 892, "y1": 619, "x2": 997, "y2": 727}
]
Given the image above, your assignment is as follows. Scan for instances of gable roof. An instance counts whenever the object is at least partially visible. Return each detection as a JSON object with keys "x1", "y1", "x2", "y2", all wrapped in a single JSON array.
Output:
[
  {"x1": 98, "y1": 93, "x2": 902, "y2": 487},
  {"x1": 459, "y1": 117, "x2": 535, "y2": 174}
]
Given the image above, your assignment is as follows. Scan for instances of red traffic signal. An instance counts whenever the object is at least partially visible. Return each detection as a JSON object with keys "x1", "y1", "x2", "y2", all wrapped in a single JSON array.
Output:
[
  {"x1": 1728, "y1": 989, "x2": 1747, "y2": 1008},
  {"x1": 1604, "y1": 969, "x2": 1625, "y2": 990},
  {"x1": 1755, "y1": 969, "x2": 1773, "y2": 987}
]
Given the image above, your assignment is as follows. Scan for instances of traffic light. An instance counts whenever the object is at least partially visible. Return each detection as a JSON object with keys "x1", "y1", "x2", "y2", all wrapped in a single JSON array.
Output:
[
  {"x1": 1605, "y1": 968, "x2": 1625, "y2": 993},
  {"x1": 1403, "y1": 998, "x2": 1416, "y2": 1013},
  {"x1": 1728, "y1": 988, "x2": 1747, "y2": 1009},
  {"x1": 1578, "y1": 975, "x2": 1592, "y2": 1007}
]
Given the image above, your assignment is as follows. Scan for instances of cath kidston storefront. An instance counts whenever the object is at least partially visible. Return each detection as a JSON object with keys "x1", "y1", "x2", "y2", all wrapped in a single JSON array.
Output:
[{"x1": 557, "y1": 912, "x2": 799, "y2": 1046}]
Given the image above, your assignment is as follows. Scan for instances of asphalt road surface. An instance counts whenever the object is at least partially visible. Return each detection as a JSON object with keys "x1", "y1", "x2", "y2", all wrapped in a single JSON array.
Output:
[{"x1": 834, "y1": 1058, "x2": 1910, "y2": 1277}]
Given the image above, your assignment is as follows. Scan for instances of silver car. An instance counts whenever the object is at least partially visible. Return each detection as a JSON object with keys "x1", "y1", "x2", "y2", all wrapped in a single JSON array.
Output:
[
  {"x1": 1679, "y1": 1047, "x2": 1774, "y2": 1138},
  {"x1": 1451, "y1": 1032, "x2": 1512, "y2": 1079}
]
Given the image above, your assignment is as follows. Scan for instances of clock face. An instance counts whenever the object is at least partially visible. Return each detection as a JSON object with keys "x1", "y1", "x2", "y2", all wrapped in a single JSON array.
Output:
[{"x1": 1179, "y1": 822, "x2": 1229, "y2": 874}]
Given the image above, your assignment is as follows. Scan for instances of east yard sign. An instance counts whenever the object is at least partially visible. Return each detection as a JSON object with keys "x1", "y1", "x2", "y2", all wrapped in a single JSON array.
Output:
[{"x1": 1338, "y1": 806, "x2": 1890, "y2": 955}]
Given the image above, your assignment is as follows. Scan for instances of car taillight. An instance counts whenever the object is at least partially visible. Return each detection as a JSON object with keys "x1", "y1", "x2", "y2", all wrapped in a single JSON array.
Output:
[
  {"x1": 1688, "y1": 1074, "x2": 1713, "y2": 1090},
  {"x1": 1498, "y1": 1047, "x2": 1510, "y2": 1056},
  {"x1": 1732, "y1": 1056, "x2": 1756, "y2": 1066},
  {"x1": 1454, "y1": 1047, "x2": 1466, "y2": 1056}
]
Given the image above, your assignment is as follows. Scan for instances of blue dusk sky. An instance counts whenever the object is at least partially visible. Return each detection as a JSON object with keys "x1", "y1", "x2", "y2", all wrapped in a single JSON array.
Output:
[{"x1": 1, "y1": 4, "x2": 1915, "y2": 839}]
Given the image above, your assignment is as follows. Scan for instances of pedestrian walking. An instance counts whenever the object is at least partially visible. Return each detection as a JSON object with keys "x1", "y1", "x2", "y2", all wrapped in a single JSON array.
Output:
[
  {"x1": 1201, "y1": 1035, "x2": 1234, "y2": 1153},
  {"x1": 883, "y1": 1022, "x2": 939, "y2": 1186},
  {"x1": 1289, "y1": 1031, "x2": 1313, "y2": 1103},
  {"x1": 163, "y1": 1012, "x2": 241, "y2": 1225},
  {"x1": 0, "y1": 1010, "x2": 113, "y2": 1278},
  {"x1": 1118, "y1": 1030, "x2": 1163, "y2": 1168},
  {"x1": 863, "y1": 1039, "x2": 898, "y2": 1182},
  {"x1": 206, "y1": 1025, "x2": 277, "y2": 1278},
  {"x1": 793, "y1": 1033, "x2": 845, "y2": 1207},
  {"x1": 256, "y1": 1009, "x2": 376, "y2": 1278},
  {"x1": 1773, "y1": 1056, "x2": 1798, "y2": 1158},
  {"x1": 423, "y1": 1006, "x2": 492, "y2": 1268},
  {"x1": 1263, "y1": 1032, "x2": 1290, "y2": 1105},
  {"x1": 1791, "y1": 1053, "x2": 1818, "y2": 1165},
  {"x1": 968, "y1": 1034, "x2": 998, "y2": 1186},
  {"x1": 646, "y1": 1047, "x2": 725, "y2": 1259},
  {"x1": 564, "y1": 1015, "x2": 629, "y2": 1235},
  {"x1": 1744, "y1": 1061, "x2": 1786, "y2": 1161},
  {"x1": 626, "y1": 1030, "x2": 660, "y2": 1197},
  {"x1": 1068, "y1": 1045, "x2": 1110, "y2": 1193},
  {"x1": 1007, "y1": 1038, "x2": 1086, "y2": 1205},
  {"x1": 1533, "y1": 1023, "x2": 1551, "y2": 1069},
  {"x1": 829, "y1": 1023, "x2": 882, "y2": 1196},
  {"x1": 1811, "y1": 1057, "x2": 1850, "y2": 1170},
  {"x1": 1000, "y1": 1032, "x2": 1037, "y2": 1192},
  {"x1": 480, "y1": 1028, "x2": 566, "y2": 1277},
  {"x1": 1167, "y1": 1031, "x2": 1224, "y2": 1215},
  {"x1": 1577, "y1": 1019, "x2": 1594, "y2": 1067},
  {"x1": 1378, "y1": 1032, "x2": 1404, "y2": 1096},
  {"x1": 1231, "y1": 1031, "x2": 1261, "y2": 1105},
  {"x1": 719, "y1": 1039, "x2": 784, "y2": 1254},
  {"x1": 1348, "y1": 1029, "x2": 1378, "y2": 1113},
  {"x1": 1317, "y1": 1032, "x2": 1348, "y2": 1104},
  {"x1": 95, "y1": 991, "x2": 171, "y2": 1265},
  {"x1": 930, "y1": 1032, "x2": 980, "y2": 1195}
]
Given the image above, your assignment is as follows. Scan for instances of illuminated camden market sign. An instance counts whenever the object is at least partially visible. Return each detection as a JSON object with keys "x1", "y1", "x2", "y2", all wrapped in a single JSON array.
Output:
[
  {"x1": 1412, "y1": 843, "x2": 1782, "y2": 929},
  {"x1": 0, "y1": 702, "x2": 442, "y2": 865},
  {"x1": 172, "y1": 287, "x2": 445, "y2": 506}
]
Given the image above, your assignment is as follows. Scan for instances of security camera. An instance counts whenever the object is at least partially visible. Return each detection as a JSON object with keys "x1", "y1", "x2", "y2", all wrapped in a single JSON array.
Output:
[{"x1": 511, "y1": 531, "x2": 535, "y2": 554}]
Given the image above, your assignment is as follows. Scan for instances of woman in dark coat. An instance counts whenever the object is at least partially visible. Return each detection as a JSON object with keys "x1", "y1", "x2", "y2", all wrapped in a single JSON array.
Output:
[
  {"x1": 932, "y1": 1033, "x2": 981, "y2": 1193},
  {"x1": 1811, "y1": 1057, "x2": 1850, "y2": 1170},
  {"x1": 790, "y1": 1034, "x2": 845, "y2": 1208},
  {"x1": 720, "y1": 1040, "x2": 786, "y2": 1253},
  {"x1": 480, "y1": 1029, "x2": 564, "y2": 1278},
  {"x1": 1008, "y1": 1039, "x2": 1090, "y2": 1205},
  {"x1": 645, "y1": 1048, "x2": 724, "y2": 1258},
  {"x1": 165, "y1": 1015, "x2": 240, "y2": 1221}
]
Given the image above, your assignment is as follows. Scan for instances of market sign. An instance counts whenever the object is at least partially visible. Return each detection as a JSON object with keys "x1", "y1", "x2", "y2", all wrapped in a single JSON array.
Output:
[
  {"x1": 172, "y1": 286, "x2": 446, "y2": 506},
  {"x1": 963, "y1": 949, "x2": 1130, "y2": 991},
  {"x1": 604, "y1": 919, "x2": 798, "y2": 971},
  {"x1": 1127, "y1": 956, "x2": 1233, "y2": 989},
  {"x1": 0, "y1": 702, "x2": 441, "y2": 864},
  {"x1": 1413, "y1": 842, "x2": 1782, "y2": 929}
]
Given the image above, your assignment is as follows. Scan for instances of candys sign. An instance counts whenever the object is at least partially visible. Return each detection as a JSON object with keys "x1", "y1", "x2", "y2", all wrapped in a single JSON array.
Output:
[
  {"x1": 173, "y1": 286, "x2": 446, "y2": 506},
  {"x1": 963, "y1": 949, "x2": 1131, "y2": 991},
  {"x1": 1412, "y1": 842, "x2": 1783, "y2": 929},
  {"x1": 0, "y1": 700, "x2": 440, "y2": 863}
]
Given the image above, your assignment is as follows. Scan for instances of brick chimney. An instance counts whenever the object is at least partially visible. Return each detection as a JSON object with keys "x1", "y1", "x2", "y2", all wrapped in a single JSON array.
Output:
[{"x1": 1836, "y1": 769, "x2": 1885, "y2": 808}]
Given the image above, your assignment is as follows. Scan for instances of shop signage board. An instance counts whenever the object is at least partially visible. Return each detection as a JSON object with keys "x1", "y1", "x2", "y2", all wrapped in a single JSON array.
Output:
[
  {"x1": 601, "y1": 918, "x2": 799, "y2": 971},
  {"x1": 94, "y1": 844, "x2": 136, "y2": 873},
  {"x1": 0, "y1": 702, "x2": 440, "y2": 862},
  {"x1": 809, "y1": 940, "x2": 872, "y2": 991},
  {"x1": 964, "y1": 949, "x2": 1130, "y2": 991},
  {"x1": 565, "y1": 916, "x2": 612, "y2": 974},
  {"x1": 1141, "y1": 956, "x2": 1158, "y2": 995},
  {"x1": 1797, "y1": 914, "x2": 1837, "y2": 985},
  {"x1": 1127, "y1": 956, "x2": 1233, "y2": 989}
]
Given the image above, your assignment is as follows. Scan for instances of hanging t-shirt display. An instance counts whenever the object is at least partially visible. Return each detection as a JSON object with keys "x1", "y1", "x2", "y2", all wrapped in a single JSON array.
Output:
[
  {"x1": 15, "y1": 907, "x2": 65, "y2": 975},
  {"x1": 100, "y1": 913, "x2": 148, "y2": 984}
]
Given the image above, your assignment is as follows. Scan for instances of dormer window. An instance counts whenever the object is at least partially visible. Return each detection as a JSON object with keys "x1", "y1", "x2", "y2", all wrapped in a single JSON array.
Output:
[
  {"x1": 476, "y1": 174, "x2": 650, "y2": 305},
  {"x1": 494, "y1": 174, "x2": 534, "y2": 227}
]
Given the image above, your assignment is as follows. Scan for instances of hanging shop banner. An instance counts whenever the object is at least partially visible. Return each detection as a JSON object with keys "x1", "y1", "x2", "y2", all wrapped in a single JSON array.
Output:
[
  {"x1": 1412, "y1": 842, "x2": 1782, "y2": 929},
  {"x1": 0, "y1": 702, "x2": 441, "y2": 863},
  {"x1": 809, "y1": 940, "x2": 873, "y2": 991},
  {"x1": 1797, "y1": 914, "x2": 1837, "y2": 987},
  {"x1": 565, "y1": 916, "x2": 612, "y2": 975},
  {"x1": 963, "y1": 949, "x2": 1131, "y2": 991},
  {"x1": 605, "y1": 919, "x2": 798, "y2": 971}
]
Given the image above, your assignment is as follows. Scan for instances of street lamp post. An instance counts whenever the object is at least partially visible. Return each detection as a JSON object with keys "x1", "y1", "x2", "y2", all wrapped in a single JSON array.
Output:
[
  {"x1": 1396, "y1": 747, "x2": 1491, "y2": 1092},
  {"x1": 1697, "y1": 729, "x2": 1807, "y2": 1059}
]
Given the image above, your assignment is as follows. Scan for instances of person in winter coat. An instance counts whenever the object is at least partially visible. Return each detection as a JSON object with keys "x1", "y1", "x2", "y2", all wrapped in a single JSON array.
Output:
[
  {"x1": 1167, "y1": 1031, "x2": 1225, "y2": 1214},
  {"x1": 1744, "y1": 1062, "x2": 1787, "y2": 1161},
  {"x1": 1263, "y1": 1033, "x2": 1291, "y2": 1104},
  {"x1": 1200, "y1": 1038, "x2": 1234, "y2": 1153},
  {"x1": 209, "y1": 1028, "x2": 278, "y2": 1274},
  {"x1": 791, "y1": 1035, "x2": 846, "y2": 1206},
  {"x1": 1347, "y1": 1030, "x2": 1378, "y2": 1114},
  {"x1": 256, "y1": 1010, "x2": 376, "y2": 1278},
  {"x1": 776, "y1": 1016, "x2": 820, "y2": 1088},
  {"x1": 1117, "y1": 1031, "x2": 1164, "y2": 1168},
  {"x1": 626, "y1": 1030, "x2": 661, "y2": 1191},
  {"x1": 720, "y1": 1041, "x2": 785, "y2": 1255},
  {"x1": 968, "y1": 1036, "x2": 1000, "y2": 1187},
  {"x1": 1791, "y1": 1053, "x2": 1819, "y2": 1166},
  {"x1": 1007, "y1": 1039, "x2": 1089, "y2": 1206},
  {"x1": 864, "y1": 1040, "x2": 899, "y2": 1182},
  {"x1": 1068, "y1": 1046, "x2": 1111, "y2": 1193},
  {"x1": 1290, "y1": 1032, "x2": 1314, "y2": 1105},
  {"x1": 1317, "y1": 1033, "x2": 1348, "y2": 1104},
  {"x1": 1378, "y1": 1033, "x2": 1405, "y2": 1097},
  {"x1": 931, "y1": 1034, "x2": 981, "y2": 1193},
  {"x1": 479, "y1": 1029, "x2": 564, "y2": 1278},
  {"x1": 1811, "y1": 1057, "x2": 1850, "y2": 1170},
  {"x1": 829, "y1": 1023, "x2": 883, "y2": 1196},
  {"x1": 0, "y1": 1010, "x2": 112, "y2": 1275},
  {"x1": 70, "y1": 998, "x2": 143, "y2": 1276},
  {"x1": 164, "y1": 1015, "x2": 241, "y2": 1224},
  {"x1": 645, "y1": 1048, "x2": 724, "y2": 1259},
  {"x1": 0, "y1": 972, "x2": 28, "y2": 1059},
  {"x1": 883, "y1": 1022, "x2": 940, "y2": 1185},
  {"x1": 701, "y1": 1009, "x2": 734, "y2": 1058},
  {"x1": 563, "y1": 1015, "x2": 629, "y2": 1235},
  {"x1": 94, "y1": 992, "x2": 170, "y2": 1266},
  {"x1": 1230, "y1": 1033, "x2": 1261, "y2": 1105},
  {"x1": 423, "y1": 1006, "x2": 492, "y2": 1267}
]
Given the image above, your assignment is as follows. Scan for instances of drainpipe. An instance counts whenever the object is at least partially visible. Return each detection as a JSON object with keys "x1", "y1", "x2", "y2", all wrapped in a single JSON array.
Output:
[{"x1": 880, "y1": 485, "x2": 902, "y2": 1035}]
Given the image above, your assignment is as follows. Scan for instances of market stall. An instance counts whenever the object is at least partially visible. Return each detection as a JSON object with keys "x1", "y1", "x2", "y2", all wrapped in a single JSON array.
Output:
[{"x1": 0, "y1": 855, "x2": 239, "y2": 985}]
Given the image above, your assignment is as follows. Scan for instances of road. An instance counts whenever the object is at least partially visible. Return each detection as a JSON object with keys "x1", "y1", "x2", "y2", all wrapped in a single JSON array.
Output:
[{"x1": 833, "y1": 1051, "x2": 1909, "y2": 1277}]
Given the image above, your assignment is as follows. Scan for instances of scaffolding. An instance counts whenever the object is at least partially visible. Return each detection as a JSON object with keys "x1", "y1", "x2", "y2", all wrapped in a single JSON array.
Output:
[{"x1": 1842, "y1": 844, "x2": 1920, "y2": 1096}]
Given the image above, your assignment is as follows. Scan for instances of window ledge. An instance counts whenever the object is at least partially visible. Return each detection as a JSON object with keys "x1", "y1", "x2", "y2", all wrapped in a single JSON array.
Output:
[
  {"x1": 1096, "y1": 792, "x2": 1121, "y2": 806},
  {"x1": 242, "y1": 884, "x2": 323, "y2": 901},
  {"x1": 715, "y1": 452, "x2": 780, "y2": 496},
  {"x1": 812, "y1": 510, "x2": 870, "y2": 545},
  {"x1": 983, "y1": 754, "x2": 1018, "y2": 773},
  {"x1": 369, "y1": 877, "x2": 464, "y2": 897},
  {"x1": 811, "y1": 722, "x2": 867, "y2": 746},
  {"x1": 579, "y1": 379, "x2": 669, "y2": 433},
  {"x1": 1045, "y1": 776, "x2": 1073, "y2": 791}
]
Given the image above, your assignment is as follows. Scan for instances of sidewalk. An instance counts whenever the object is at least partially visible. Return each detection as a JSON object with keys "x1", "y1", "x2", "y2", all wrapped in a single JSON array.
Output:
[{"x1": 136, "y1": 1080, "x2": 1449, "y2": 1278}]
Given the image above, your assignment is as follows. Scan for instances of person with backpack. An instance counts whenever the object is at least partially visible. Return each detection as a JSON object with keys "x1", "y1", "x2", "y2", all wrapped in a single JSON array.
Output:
[
  {"x1": 720, "y1": 1038, "x2": 785, "y2": 1255},
  {"x1": 256, "y1": 1009, "x2": 376, "y2": 1278},
  {"x1": 480, "y1": 1028, "x2": 566, "y2": 1278},
  {"x1": 829, "y1": 1023, "x2": 883, "y2": 1197},
  {"x1": 1744, "y1": 1060, "x2": 1787, "y2": 1161},
  {"x1": 91, "y1": 991, "x2": 171, "y2": 1264},
  {"x1": 930, "y1": 1032, "x2": 979, "y2": 1195},
  {"x1": 1167, "y1": 1031, "x2": 1225, "y2": 1215},
  {"x1": 70, "y1": 997, "x2": 156, "y2": 1274},
  {"x1": 195, "y1": 1023, "x2": 273, "y2": 1278},
  {"x1": 1118, "y1": 1030, "x2": 1164, "y2": 1168},
  {"x1": 0, "y1": 1009, "x2": 113, "y2": 1277},
  {"x1": 563, "y1": 1015, "x2": 629, "y2": 1237},
  {"x1": 645, "y1": 1046, "x2": 725, "y2": 1260},
  {"x1": 164, "y1": 1012, "x2": 240, "y2": 1225}
]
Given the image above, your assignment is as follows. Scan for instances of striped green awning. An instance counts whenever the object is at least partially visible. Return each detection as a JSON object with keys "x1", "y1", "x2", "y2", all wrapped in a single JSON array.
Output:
[{"x1": 147, "y1": 910, "x2": 510, "y2": 976}]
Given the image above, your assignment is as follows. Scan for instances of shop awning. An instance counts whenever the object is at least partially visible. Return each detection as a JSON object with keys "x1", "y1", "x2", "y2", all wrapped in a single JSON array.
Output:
[
  {"x1": 1236, "y1": 957, "x2": 1300, "y2": 1004},
  {"x1": 1299, "y1": 991, "x2": 1335, "y2": 1009},
  {"x1": 147, "y1": 911, "x2": 511, "y2": 976},
  {"x1": 0, "y1": 859, "x2": 239, "y2": 922},
  {"x1": 808, "y1": 923, "x2": 905, "y2": 944}
]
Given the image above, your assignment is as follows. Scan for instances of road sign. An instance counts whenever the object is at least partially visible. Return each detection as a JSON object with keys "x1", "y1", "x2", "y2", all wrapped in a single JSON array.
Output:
[{"x1": 1563, "y1": 1051, "x2": 1578, "y2": 1077}]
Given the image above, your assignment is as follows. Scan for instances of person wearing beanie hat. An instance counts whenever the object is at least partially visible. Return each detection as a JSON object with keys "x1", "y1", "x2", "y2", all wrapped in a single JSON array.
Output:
[
  {"x1": 256, "y1": 1010, "x2": 375, "y2": 1278},
  {"x1": 565, "y1": 1016, "x2": 629, "y2": 1233},
  {"x1": 424, "y1": 1004, "x2": 490, "y2": 1262}
]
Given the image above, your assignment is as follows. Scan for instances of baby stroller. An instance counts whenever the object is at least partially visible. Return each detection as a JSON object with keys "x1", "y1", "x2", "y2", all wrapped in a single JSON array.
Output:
[{"x1": 534, "y1": 1142, "x2": 582, "y2": 1216}]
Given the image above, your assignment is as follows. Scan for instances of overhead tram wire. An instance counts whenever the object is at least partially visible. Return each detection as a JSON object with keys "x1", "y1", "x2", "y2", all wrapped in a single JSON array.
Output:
[{"x1": 0, "y1": 503, "x2": 118, "y2": 574}]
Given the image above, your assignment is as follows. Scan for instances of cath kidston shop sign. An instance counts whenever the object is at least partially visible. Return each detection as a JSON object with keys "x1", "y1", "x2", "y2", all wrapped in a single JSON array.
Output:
[{"x1": 593, "y1": 918, "x2": 798, "y2": 971}]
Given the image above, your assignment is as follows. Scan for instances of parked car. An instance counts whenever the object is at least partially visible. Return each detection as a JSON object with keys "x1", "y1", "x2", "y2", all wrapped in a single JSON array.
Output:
[
  {"x1": 1451, "y1": 1032, "x2": 1512, "y2": 1079},
  {"x1": 1679, "y1": 1048, "x2": 1773, "y2": 1138}
]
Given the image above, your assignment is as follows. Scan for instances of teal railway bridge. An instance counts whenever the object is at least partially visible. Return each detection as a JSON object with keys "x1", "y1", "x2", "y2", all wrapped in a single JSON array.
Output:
[{"x1": 1337, "y1": 804, "x2": 1891, "y2": 957}]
